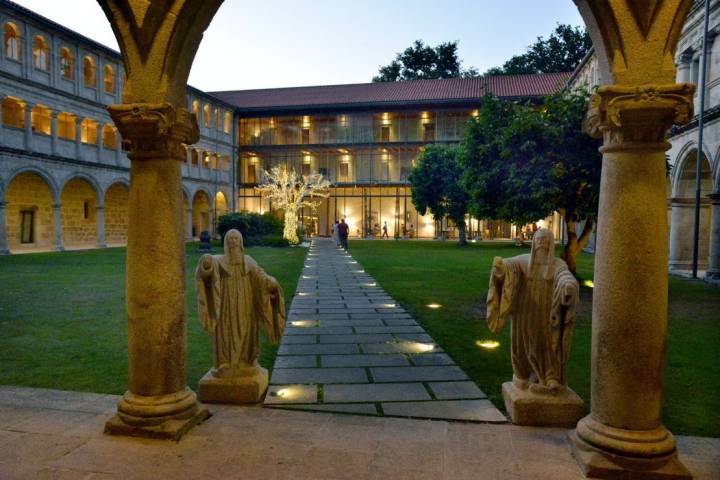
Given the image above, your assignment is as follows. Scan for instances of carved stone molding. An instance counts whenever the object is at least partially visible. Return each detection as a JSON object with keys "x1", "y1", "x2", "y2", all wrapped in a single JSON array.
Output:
[
  {"x1": 108, "y1": 102, "x2": 198, "y2": 161},
  {"x1": 584, "y1": 84, "x2": 695, "y2": 148}
]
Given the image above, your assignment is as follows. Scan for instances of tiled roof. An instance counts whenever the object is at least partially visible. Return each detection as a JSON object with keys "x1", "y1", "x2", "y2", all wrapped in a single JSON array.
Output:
[{"x1": 210, "y1": 72, "x2": 571, "y2": 112}]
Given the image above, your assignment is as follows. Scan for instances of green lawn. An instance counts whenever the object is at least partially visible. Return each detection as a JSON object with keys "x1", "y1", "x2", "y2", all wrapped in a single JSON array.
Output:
[
  {"x1": 0, "y1": 243, "x2": 305, "y2": 395},
  {"x1": 349, "y1": 240, "x2": 720, "y2": 438}
]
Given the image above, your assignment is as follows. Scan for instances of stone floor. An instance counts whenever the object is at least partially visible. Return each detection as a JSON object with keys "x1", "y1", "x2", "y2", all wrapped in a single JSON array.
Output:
[
  {"x1": 1, "y1": 386, "x2": 718, "y2": 479},
  {"x1": 265, "y1": 238, "x2": 505, "y2": 422}
]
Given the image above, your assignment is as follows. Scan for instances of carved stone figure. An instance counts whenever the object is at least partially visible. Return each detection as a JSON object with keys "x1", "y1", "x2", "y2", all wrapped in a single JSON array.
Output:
[
  {"x1": 195, "y1": 229, "x2": 285, "y2": 403},
  {"x1": 486, "y1": 228, "x2": 583, "y2": 427}
]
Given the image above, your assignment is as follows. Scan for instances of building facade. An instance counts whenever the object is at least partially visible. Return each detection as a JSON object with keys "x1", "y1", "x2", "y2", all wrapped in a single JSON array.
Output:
[
  {"x1": 213, "y1": 74, "x2": 570, "y2": 239},
  {"x1": 569, "y1": 0, "x2": 720, "y2": 278},
  {"x1": 0, "y1": 0, "x2": 235, "y2": 254}
]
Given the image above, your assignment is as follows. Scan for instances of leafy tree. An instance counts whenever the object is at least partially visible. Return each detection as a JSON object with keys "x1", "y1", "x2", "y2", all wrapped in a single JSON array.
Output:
[
  {"x1": 373, "y1": 40, "x2": 479, "y2": 82},
  {"x1": 485, "y1": 24, "x2": 592, "y2": 76},
  {"x1": 409, "y1": 145, "x2": 470, "y2": 245},
  {"x1": 460, "y1": 89, "x2": 601, "y2": 274}
]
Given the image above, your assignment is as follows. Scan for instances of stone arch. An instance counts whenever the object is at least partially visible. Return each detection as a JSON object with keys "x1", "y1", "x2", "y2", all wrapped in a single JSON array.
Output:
[
  {"x1": 104, "y1": 180, "x2": 129, "y2": 245},
  {"x1": 671, "y1": 141, "x2": 714, "y2": 197},
  {"x1": 60, "y1": 172, "x2": 103, "y2": 206},
  {"x1": 214, "y1": 190, "x2": 229, "y2": 227},
  {"x1": 60, "y1": 175, "x2": 102, "y2": 247},
  {"x1": 192, "y1": 188, "x2": 211, "y2": 237},
  {"x1": 5, "y1": 170, "x2": 57, "y2": 250},
  {"x1": 7, "y1": 166, "x2": 60, "y2": 204},
  {"x1": 713, "y1": 146, "x2": 720, "y2": 191}
]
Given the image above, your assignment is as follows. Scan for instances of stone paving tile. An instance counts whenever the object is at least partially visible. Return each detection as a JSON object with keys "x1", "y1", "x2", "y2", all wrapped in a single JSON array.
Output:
[
  {"x1": 278, "y1": 343, "x2": 360, "y2": 355},
  {"x1": 270, "y1": 368, "x2": 368, "y2": 384},
  {"x1": 362, "y1": 342, "x2": 442, "y2": 354},
  {"x1": 280, "y1": 335, "x2": 318, "y2": 344},
  {"x1": 428, "y1": 381, "x2": 487, "y2": 400},
  {"x1": 372, "y1": 366, "x2": 469, "y2": 382},
  {"x1": 271, "y1": 403, "x2": 379, "y2": 415},
  {"x1": 321, "y1": 354, "x2": 410, "y2": 367},
  {"x1": 265, "y1": 385, "x2": 318, "y2": 404},
  {"x1": 274, "y1": 356, "x2": 318, "y2": 368},
  {"x1": 325, "y1": 383, "x2": 431, "y2": 403},
  {"x1": 319, "y1": 334, "x2": 394, "y2": 344},
  {"x1": 382, "y1": 400, "x2": 508, "y2": 422},
  {"x1": 408, "y1": 353, "x2": 455, "y2": 365},
  {"x1": 284, "y1": 326, "x2": 354, "y2": 336}
]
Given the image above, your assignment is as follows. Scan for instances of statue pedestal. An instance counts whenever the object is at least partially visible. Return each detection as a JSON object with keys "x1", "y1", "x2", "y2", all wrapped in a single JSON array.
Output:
[
  {"x1": 502, "y1": 382, "x2": 584, "y2": 428},
  {"x1": 198, "y1": 366, "x2": 269, "y2": 404}
]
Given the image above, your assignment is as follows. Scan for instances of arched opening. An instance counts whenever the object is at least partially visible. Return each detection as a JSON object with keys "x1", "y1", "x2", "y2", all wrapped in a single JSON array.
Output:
[
  {"x1": 57, "y1": 112, "x2": 76, "y2": 140},
  {"x1": 203, "y1": 103, "x2": 211, "y2": 128},
  {"x1": 59, "y1": 47, "x2": 73, "y2": 79},
  {"x1": 2, "y1": 97, "x2": 24, "y2": 128},
  {"x1": 215, "y1": 191, "x2": 228, "y2": 224},
  {"x1": 104, "y1": 182, "x2": 129, "y2": 245},
  {"x1": 4, "y1": 22, "x2": 20, "y2": 61},
  {"x1": 192, "y1": 99, "x2": 200, "y2": 119},
  {"x1": 60, "y1": 177, "x2": 99, "y2": 247},
  {"x1": 223, "y1": 111, "x2": 232, "y2": 134},
  {"x1": 6, "y1": 172, "x2": 55, "y2": 250},
  {"x1": 104, "y1": 65, "x2": 115, "y2": 93},
  {"x1": 81, "y1": 118, "x2": 98, "y2": 144},
  {"x1": 31, "y1": 104, "x2": 51, "y2": 135},
  {"x1": 191, "y1": 148, "x2": 199, "y2": 166},
  {"x1": 32, "y1": 35, "x2": 49, "y2": 71},
  {"x1": 102, "y1": 124, "x2": 117, "y2": 149},
  {"x1": 192, "y1": 190, "x2": 210, "y2": 237},
  {"x1": 669, "y1": 149, "x2": 713, "y2": 270},
  {"x1": 83, "y1": 56, "x2": 96, "y2": 87}
]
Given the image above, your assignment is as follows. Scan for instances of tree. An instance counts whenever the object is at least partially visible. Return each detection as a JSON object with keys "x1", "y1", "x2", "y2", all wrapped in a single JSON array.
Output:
[
  {"x1": 485, "y1": 24, "x2": 592, "y2": 76},
  {"x1": 409, "y1": 145, "x2": 470, "y2": 245},
  {"x1": 460, "y1": 89, "x2": 601, "y2": 274},
  {"x1": 255, "y1": 166, "x2": 330, "y2": 245},
  {"x1": 373, "y1": 40, "x2": 479, "y2": 82}
]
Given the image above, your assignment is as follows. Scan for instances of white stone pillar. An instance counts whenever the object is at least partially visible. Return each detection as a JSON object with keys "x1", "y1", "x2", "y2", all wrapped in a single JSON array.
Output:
[
  {"x1": 97, "y1": 124, "x2": 104, "y2": 161},
  {"x1": 96, "y1": 205, "x2": 107, "y2": 248},
  {"x1": 676, "y1": 52, "x2": 692, "y2": 83},
  {"x1": 50, "y1": 111, "x2": 58, "y2": 155},
  {"x1": 706, "y1": 192, "x2": 720, "y2": 281},
  {"x1": 75, "y1": 116, "x2": 82, "y2": 160},
  {"x1": 0, "y1": 201, "x2": 10, "y2": 255},
  {"x1": 52, "y1": 203, "x2": 64, "y2": 252},
  {"x1": 23, "y1": 102, "x2": 33, "y2": 151}
]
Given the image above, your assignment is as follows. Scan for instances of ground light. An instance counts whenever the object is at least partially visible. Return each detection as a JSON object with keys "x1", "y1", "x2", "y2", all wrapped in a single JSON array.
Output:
[
  {"x1": 426, "y1": 303, "x2": 442, "y2": 309},
  {"x1": 476, "y1": 340, "x2": 500, "y2": 349},
  {"x1": 290, "y1": 320, "x2": 318, "y2": 327},
  {"x1": 583, "y1": 280, "x2": 594, "y2": 288},
  {"x1": 404, "y1": 342, "x2": 435, "y2": 353}
]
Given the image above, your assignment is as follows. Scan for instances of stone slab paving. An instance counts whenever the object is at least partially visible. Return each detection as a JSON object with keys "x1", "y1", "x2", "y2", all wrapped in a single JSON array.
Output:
[
  {"x1": 1, "y1": 386, "x2": 718, "y2": 480},
  {"x1": 265, "y1": 238, "x2": 504, "y2": 422}
]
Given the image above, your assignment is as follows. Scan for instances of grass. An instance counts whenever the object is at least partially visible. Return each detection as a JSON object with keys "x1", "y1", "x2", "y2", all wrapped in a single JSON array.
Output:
[
  {"x1": 0, "y1": 243, "x2": 306, "y2": 395},
  {"x1": 348, "y1": 239, "x2": 720, "y2": 438}
]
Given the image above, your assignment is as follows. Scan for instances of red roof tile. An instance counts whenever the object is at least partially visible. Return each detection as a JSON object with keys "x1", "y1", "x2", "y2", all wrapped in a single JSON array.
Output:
[{"x1": 210, "y1": 72, "x2": 571, "y2": 112}]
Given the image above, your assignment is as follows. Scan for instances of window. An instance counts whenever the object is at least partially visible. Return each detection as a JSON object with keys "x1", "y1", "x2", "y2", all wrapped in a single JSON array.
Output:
[
  {"x1": 319, "y1": 167, "x2": 328, "y2": 177},
  {"x1": 381, "y1": 125, "x2": 390, "y2": 142},
  {"x1": 222, "y1": 155, "x2": 230, "y2": 171},
  {"x1": 31, "y1": 104, "x2": 51, "y2": 135},
  {"x1": 83, "y1": 201, "x2": 90, "y2": 219},
  {"x1": 203, "y1": 104, "x2": 211, "y2": 127},
  {"x1": 191, "y1": 149, "x2": 199, "y2": 166},
  {"x1": 423, "y1": 123, "x2": 435, "y2": 142},
  {"x1": 83, "y1": 56, "x2": 96, "y2": 87},
  {"x1": 247, "y1": 163, "x2": 257, "y2": 183},
  {"x1": 301, "y1": 128, "x2": 310, "y2": 144},
  {"x1": 4, "y1": 23, "x2": 20, "y2": 61},
  {"x1": 57, "y1": 112, "x2": 75, "y2": 140},
  {"x1": 302, "y1": 162, "x2": 311, "y2": 176},
  {"x1": 223, "y1": 111, "x2": 232, "y2": 133},
  {"x1": 339, "y1": 162, "x2": 349, "y2": 179},
  {"x1": 203, "y1": 152, "x2": 210, "y2": 168},
  {"x1": 59, "y1": 47, "x2": 73, "y2": 79},
  {"x1": 80, "y1": 118, "x2": 98, "y2": 144},
  {"x1": 103, "y1": 65, "x2": 115, "y2": 93},
  {"x1": 180, "y1": 144, "x2": 188, "y2": 163},
  {"x1": 2, "y1": 97, "x2": 24, "y2": 128},
  {"x1": 214, "y1": 108, "x2": 220, "y2": 129},
  {"x1": 20, "y1": 210, "x2": 34, "y2": 244},
  {"x1": 32, "y1": 35, "x2": 49, "y2": 70},
  {"x1": 192, "y1": 99, "x2": 200, "y2": 118},
  {"x1": 102, "y1": 124, "x2": 117, "y2": 149}
]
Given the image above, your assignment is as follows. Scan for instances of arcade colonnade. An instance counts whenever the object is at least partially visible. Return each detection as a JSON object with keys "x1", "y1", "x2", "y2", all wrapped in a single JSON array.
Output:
[{"x1": 95, "y1": 0, "x2": 698, "y2": 479}]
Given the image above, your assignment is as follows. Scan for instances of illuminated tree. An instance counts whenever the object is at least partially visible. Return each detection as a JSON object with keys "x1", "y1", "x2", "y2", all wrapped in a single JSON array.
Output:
[{"x1": 256, "y1": 166, "x2": 331, "y2": 245}]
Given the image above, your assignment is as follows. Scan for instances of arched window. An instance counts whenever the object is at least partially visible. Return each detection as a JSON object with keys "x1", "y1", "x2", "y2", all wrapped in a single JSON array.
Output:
[
  {"x1": 223, "y1": 111, "x2": 232, "y2": 134},
  {"x1": 59, "y1": 47, "x2": 73, "y2": 79},
  {"x1": 31, "y1": 104, "x2": 51, "y2": 135},
  {"x1": 203, "y1": 151, "x2": 211, "y2": 168},
  {"x1": 4, "y1": 23, "x2": 20, "y2": 61},
  {"x1": 80, "y1": 118, "x2": 98, "y2": 144},
  {"x1": 1, "y1": 97, "x2": 24, "y2": 128},
  {"x1": 83, "y1": 56, "x2": 96, "y2": 88},
  {"x1": 32, "y1": 35, "x2": 49, "y2": 71},
  {"x1": 192, "y1": 99, "x2": 199, "y2": 117},
  {"x1": 57, "y1": 112, "x2": 75, "y2": 140},
  {"x1": 214, "y1": 108, "x2": 220, "y2": 129},
  {"x1": 191, "y1": 149, "x2": 200, "y2": 166},
  {"x1": 203, "y1": 104, "x2": 211, "y2": 128},
  {"x1": 103, "y1": 65, "x2": 115, "y2": 93},
  {"x1": 102, "y1": 124, "x2": 117, "y2": 149}
]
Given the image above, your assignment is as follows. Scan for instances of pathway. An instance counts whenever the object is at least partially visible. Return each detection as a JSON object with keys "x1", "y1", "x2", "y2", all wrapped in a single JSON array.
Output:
[{"x1": 265, "y1": 238, "x2": 506, "y2": 422}]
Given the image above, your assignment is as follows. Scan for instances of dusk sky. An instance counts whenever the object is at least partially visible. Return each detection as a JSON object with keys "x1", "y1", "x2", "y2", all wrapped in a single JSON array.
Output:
[{"x1": 12, "y1": 0, "x2": 585, "y2": 92}]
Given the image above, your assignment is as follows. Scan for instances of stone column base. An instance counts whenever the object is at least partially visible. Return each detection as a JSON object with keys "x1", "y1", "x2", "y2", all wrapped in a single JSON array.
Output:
[
  {"x1": 705, "y1": 270, "x2": 720, "y2": 284},
  {"x1": 569, "y1": 428, "x2": 691, "y2": 479},
  {"x1": 502, "y1": 381, "x2": 584, "y2": 428},
  {"x1": 104, "y1": 387, "x2": 210, "y2": 441},
  {"x1": 198, "y1": 366, "x2": 269, "y2": 404}
]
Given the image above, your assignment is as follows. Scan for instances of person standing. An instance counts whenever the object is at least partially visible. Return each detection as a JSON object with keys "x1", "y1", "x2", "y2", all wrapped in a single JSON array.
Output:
[
  {"x1": 338, "y1": 218, "x2": 349, "y2": 250},
  {"x1": 382, "y1": 221, "x2": 389, "y2": 239}
]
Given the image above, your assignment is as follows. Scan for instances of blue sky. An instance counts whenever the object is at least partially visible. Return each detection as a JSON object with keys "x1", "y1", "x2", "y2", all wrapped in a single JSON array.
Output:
[{"x1": 13, "y1": 0, "x2": 585, "y2": 91}]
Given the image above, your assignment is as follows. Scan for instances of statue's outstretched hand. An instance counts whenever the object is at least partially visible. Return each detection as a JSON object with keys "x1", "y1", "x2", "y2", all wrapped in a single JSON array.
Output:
[
  {"x1": 200, "y1": 254, "x2": 213, "y2": 271},
  {"x1": 492, "y1": 257, "x2": 506, "y2": 281},
  {"x1": 561, "y1": 282, "x2": 577, "y2": 306}
]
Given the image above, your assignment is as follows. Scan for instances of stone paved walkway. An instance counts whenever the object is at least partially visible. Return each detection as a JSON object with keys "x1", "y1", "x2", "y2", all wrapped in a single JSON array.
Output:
[{"x1": 265, "y1": 238, "x2": 506, "y2": 422}]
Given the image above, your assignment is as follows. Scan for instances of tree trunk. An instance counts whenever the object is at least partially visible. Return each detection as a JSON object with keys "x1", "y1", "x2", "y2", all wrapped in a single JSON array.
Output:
[
  {"x1": 561, "y1": 218, "x2": 593, "y2": 276},
  {"x1": 457, "y1": 221, "x2": 467, "y2": 246},
  {"x1": 284, "y1": 209, "x2": 299, "y2": 245}
]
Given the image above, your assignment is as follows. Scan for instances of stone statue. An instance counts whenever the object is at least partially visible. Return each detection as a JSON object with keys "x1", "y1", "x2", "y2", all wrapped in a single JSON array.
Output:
[
  {"x1": 486, "y1": 228, "x2": 583, "y2": 427},
  {"x1": 195, "y1": 229, "x2": 285, "y2": 403}
]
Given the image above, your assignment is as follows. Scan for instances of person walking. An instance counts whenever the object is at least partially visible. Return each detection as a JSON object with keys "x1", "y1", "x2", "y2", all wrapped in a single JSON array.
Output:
[
  {"x1": 382, "y1": 221, "x2": 389, "y2": 239},
  {"x1": 331, "y1": 220, "x2": 340, "y2": 247},
  {"x1": 338, "y1": 218, "x2": 349, "y2": 250}
]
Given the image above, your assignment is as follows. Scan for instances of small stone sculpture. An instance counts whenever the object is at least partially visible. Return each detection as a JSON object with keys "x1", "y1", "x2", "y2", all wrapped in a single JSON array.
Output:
[
  {"x1": 486, "y1": 228, "x2": 583, "y2": 427},
  {"x1": 195, "y1": 229, "x2": 285, "y2": 403}
]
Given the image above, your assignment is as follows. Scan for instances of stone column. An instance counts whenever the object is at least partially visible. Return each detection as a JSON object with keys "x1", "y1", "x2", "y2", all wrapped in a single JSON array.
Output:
[
  {"x1": 0, "y1": 201, "x2": 10, "y2": 255},
  {"x1": 186, "y1": 207, "x2": 193, "y2": 241},
  {"x1": 50, "y1": 111, "x2": 58, "y2": 155},
  {"x1": 676, "y1": 52, "x2": 692, "y2": 83},
  {"x1": 570, "y1": 85, "x2": 693, "y2": 479},
  {"x1": 103, "y1": 103, "x2": 209, "y2": 440},
  {"x1": 52, "y1": 203, "x2": 64, "y2": 252},
  {"x1": 706, "y1": 192, "x2": 720, "y2": 282},
  {"x1": 668, "y1": 198, "x2": 695, "y2": 270},
  {"x1": 97, "y1": 123, "x2": 104, "y2": 161},
  {"x1": 23, "y1": 102, "x2": 33, "y2": 151},
  {"x1": 75, "y1": 116, "x2": 82, "y2": 160},
  {"x1": 96, "y1": 205, "x2": 107, "y2": 248}
]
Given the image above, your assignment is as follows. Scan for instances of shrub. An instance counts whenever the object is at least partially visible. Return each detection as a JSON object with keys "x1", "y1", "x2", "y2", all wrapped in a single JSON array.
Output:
[{"x1": 217, "y1": 212, "x2": 284, "y2": 243}]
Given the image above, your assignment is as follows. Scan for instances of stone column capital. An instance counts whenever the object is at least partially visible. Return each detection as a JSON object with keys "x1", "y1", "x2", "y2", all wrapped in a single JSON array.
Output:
[
  {"x1": 108, "y1": 103, "x2": 198, "y2": 162},
  {"x1": 96, "y1": 205, "x2": 105, "y2": 211},
  {"x1": 584, "y1": 84, "x2": 695, "y2": 149},
  {"x1": 52, "y1": 203, "x2": 62, "y2": 210}
]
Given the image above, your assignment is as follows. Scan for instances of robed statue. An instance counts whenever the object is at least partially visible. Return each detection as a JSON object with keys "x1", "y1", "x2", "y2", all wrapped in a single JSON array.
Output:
[
  {"x1": 195, "y1": 229, "x2": 285, "y2": 403},
  {"x1": 486, "y1": 228, "x2": 583, "y2": 426}
]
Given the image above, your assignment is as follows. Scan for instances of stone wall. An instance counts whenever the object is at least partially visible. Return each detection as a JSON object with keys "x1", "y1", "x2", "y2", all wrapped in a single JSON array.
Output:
[
  {"x1": 105, "y1": 182, "x2": 128, "y2": 244},
  {"x1": 6, "y1": 172, "x2": 54, "y2": 249},
  {"x1": 192, "y1": 192, "x2": 210, "y2": 236},
  {"x1": 60, "y1": 178, "x2": 97, "y2": 246}
]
